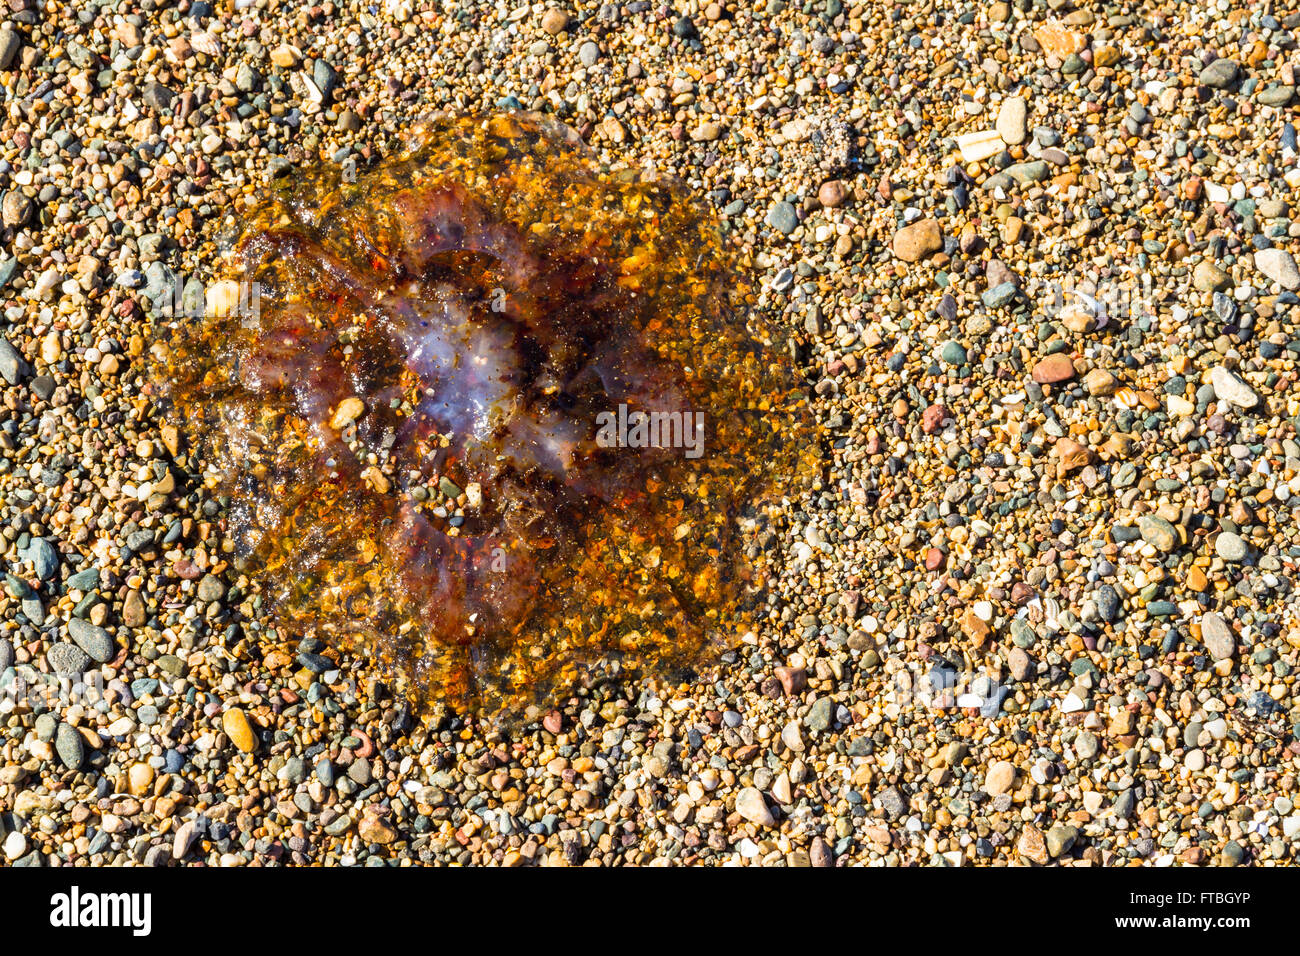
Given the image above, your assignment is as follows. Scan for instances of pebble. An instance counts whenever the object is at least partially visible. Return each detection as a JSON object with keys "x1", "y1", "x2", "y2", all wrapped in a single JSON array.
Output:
[
  {"x1": 996, "y1": 96, "x2": 1028, "y2": 146},
  {"x1": 1215, "y1": 531, "x2": 1249, "y2": 563},
  {"x1": 1200, "y1": 611, "x2": 1235, "y2": 661},
  {"x1": 54, "y1": 723, "x2": 85, "y2": 771},
  {"x1": 0, "y1": 337, "x2": 28, "y2": 385},
  {"x1": 1031, "y1": 354, "x2": 1075, "y2": 384},
  {"x1": 1254, "y1": 248, "x2": 1300, "y2": 290},
  {"x1": 47, "y1": 643, "x2": 91, "y2": 675},
  {"x1": 172, "y1": 821, "x2": 199, "y2": 860},
  {"x1": 1210, "y1": 366, "x2": 1259, "y2": 409},
  {"x1": 1046, "y1": 824, "x2": 1078, "y2": 859},
  {"x1": 892, "y1": 220, "x2": 943, "y2": 262},
  {"x1": 223, "y1": 708, "x2": 258, "y2": 753},
  {"x1": 735, "y1": 787, "x2": 775, "y2": 827},
  {"x1": 1199, "y1": 59, "x2": 1241, "y2": 90},
  {"x1": 0, "y1": 28, "x2": 19, "y2": 72},
  {"x1": 984, "y1": 760, "x2": 1017, "y2": 796},
  {"x1": 767, "y1": 201, "x2": 798, "y2": 235},
  {"x1": 1017, "y1": 824, "x2": 1049, "y2": 865},
  {"x1": 1137, "y1": 516, "x2": 1180, "y2": 554},
  {"x1": 66, "y1": 618, "x2": 114, "y2": 663},
  {"x1": 540, "y1": 8, "x2": 570, "y2": 35}
]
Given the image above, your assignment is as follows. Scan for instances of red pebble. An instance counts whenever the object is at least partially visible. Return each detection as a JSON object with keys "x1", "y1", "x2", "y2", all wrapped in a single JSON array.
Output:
[{"x1": 921, "y1": 404, "x2": 950, "y2": 434}]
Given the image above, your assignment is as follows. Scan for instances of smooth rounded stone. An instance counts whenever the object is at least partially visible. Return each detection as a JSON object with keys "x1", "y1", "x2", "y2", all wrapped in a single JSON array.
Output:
[
  {"x1": 939, "y1": 340, "x2": 967, "y2": 365},
  {"x1": 128, "y1": 762, "x2": 155, "y2": 795},
  {"x1": 1259, "y1": 85, "x2": 1295, "y2": 107},
  {"x1": 669, "y1": 13, "x2": 697, "y2": 37},
  {"x1": 55, "y1": 723, "x2": 85, "y2": 771},
  {"x1": 316, "y1": 758, "x2": 336, "y2": 786},
  {"x1": 981, "y1": 281, "x2": 1018, "y2": 309},
  {"x1": 324, "y1": 814, "x2": 354, "y2": 836},
  {"x1": 818, "y1": 179, "x2": 848, "y2": 207},
  {"x1": 1215, "y1": 531, "x2": 1249, "y2": 563},
  {"x1": 1253, "y1": 247, "x2": 1300, "y2": 290},
  {"x1": 0, "y1": 638, "x2": 11, "y2": 671},
  {"x1": 1031, "y1": 353, "x2": 1075, "y2": 384},
  {"x1": 809, "y1": 836, "x2": 833, "y2": 867},
  {"x1": 358, "y1": 814, "x2": 397, "y2": 844},
  {"x1": 172, "y1": 820, "x2": 199, "y2": 859},
  {"x1": 66, "y1": 617, "x2": 114, "y2": 663},
  {"x1": 3, "y1": 830, "x2": 27, "y2": 861},
  {"x1": 735, "y1": 787, "x2": 775, "y2": 826},
  {"x1": 282, "y1": 756, "x2": 307, "y2": 786},
  {"x1": 235, "y1": 63, "x2": 260, "y2": 92},
  {"x1": 984, "y1": 760, "x2": 1017, "y2": 795},
  {"x1": 1002, "y1": 160, "x2": 1048, "y2": 183},
  {"x1": 766, "y1": 201, "x2": 798, "y2": 235},
  {"x1": 1209, "y1": 366, "x2": 1258, "y2": 408},
  {"x1": 540, "y1": 8, "x2": 569, "y2": 34},
  {"x1": 1075, "y1": 731, "x2": 1099, "y2": 760},
  {"x1": 1046, "y1": 824, "x2": 1078, "y2": 858},
  {"x1": 1095, "y1": 584, "x2": 1121, "y2": 622},
  {"x1": 196, "y1": 574, "x2": 226, "y2": 603},
  {"x1": 66, "y1": 568, "x2": 100, "y2": 590},
  {"x1": 1200, "y1": 612, "x2": 1236, "y2": 659},
  {"x1": 1010, "y1": 618, "x2": 1037, "y2": 648},
  {"x1": 921, "y1": 403, "x2": 950, "y2": 434},
  {"x1": 578, "y1": 40, "x2": 599, "y2": 66},
  {"x1": 347, "y1": 757, "x2": 373, "y2": 784},
  {"x1": 1137, "y1": 515, "x2": 1180, "y2": 553},
  {"x1": 892, "y1": 219, "x2": 943, "y2": 261},
  {"x1": 47, "y1": 642, "x2": 92, "y2": 675},
  {"x1": 996, "y1": 96, "x2": 1028, "y2": 145},
  {"x1": 878, "y1": 787, "x2": 907, "y2": 819},
  {"x1": 1007, "y1": 646, "x2": 1033, "y2": 681},
  {"x1": 1, "y1": 190, "x2": 32, "y2": 228},
  {"x1": 35, "y1": 713, "x2": 57, "y2": 742},
  {"x1": 25, "y1": 538, "x2": 58, "y2": 581},
  {"x1": 0, "y1": 337, "x2": 28, "y2": 385},
  {"x1": 222, "y1": 707, "x2": 257, "y2": 753},
  {"x1": 1193, "y1": 259, "x2": 1231, "y2": 292},
  {"x1": 803, "y1": 696, "x2": 833, "y2": 733},
  {"x1": 1199, "y1": 58, "x2": 1240, "y2": 90},
  {"x1": 0, "y1": 27, "x2": 19, "y2": 71}
]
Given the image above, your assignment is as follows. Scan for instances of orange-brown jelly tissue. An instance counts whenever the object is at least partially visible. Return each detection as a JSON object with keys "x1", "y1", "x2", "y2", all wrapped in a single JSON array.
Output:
[{"x1": 153, "y1": 112, "x2": 815, "y2": 718}]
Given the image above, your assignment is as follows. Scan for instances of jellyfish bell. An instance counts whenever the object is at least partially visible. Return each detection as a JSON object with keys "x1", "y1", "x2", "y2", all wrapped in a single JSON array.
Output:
[{"x1": 153, "y1": 112, "x2": 815, "y2": 718}]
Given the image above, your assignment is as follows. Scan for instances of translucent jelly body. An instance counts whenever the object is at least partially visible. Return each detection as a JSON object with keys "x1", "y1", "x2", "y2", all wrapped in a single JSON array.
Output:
[{"x1": 157, "y1": 113, "x2": 812, "y2": 716}]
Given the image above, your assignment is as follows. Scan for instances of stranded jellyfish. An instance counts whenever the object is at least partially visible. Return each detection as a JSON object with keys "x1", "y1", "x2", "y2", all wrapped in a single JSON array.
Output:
[{"x1": 155, "y1": 112, "x2": 813, "y2": 717}]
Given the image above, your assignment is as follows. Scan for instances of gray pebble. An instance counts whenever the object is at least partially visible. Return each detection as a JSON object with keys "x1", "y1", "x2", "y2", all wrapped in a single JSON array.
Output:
[
  {"x1": 47, "y1": 642, "x2": 91, "y2": 675},
  {"x1": 55, "y1": 722, "x2": 85, "y2": 771},
  {"x1": 67, "y1": 617, "x2": 114, "y2": 663}
]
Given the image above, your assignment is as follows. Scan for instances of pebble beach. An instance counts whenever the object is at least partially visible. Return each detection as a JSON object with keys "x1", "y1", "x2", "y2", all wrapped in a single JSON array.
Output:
[{"x1": 2, "y1": 0, "x2": 1300, "y2": 867}]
